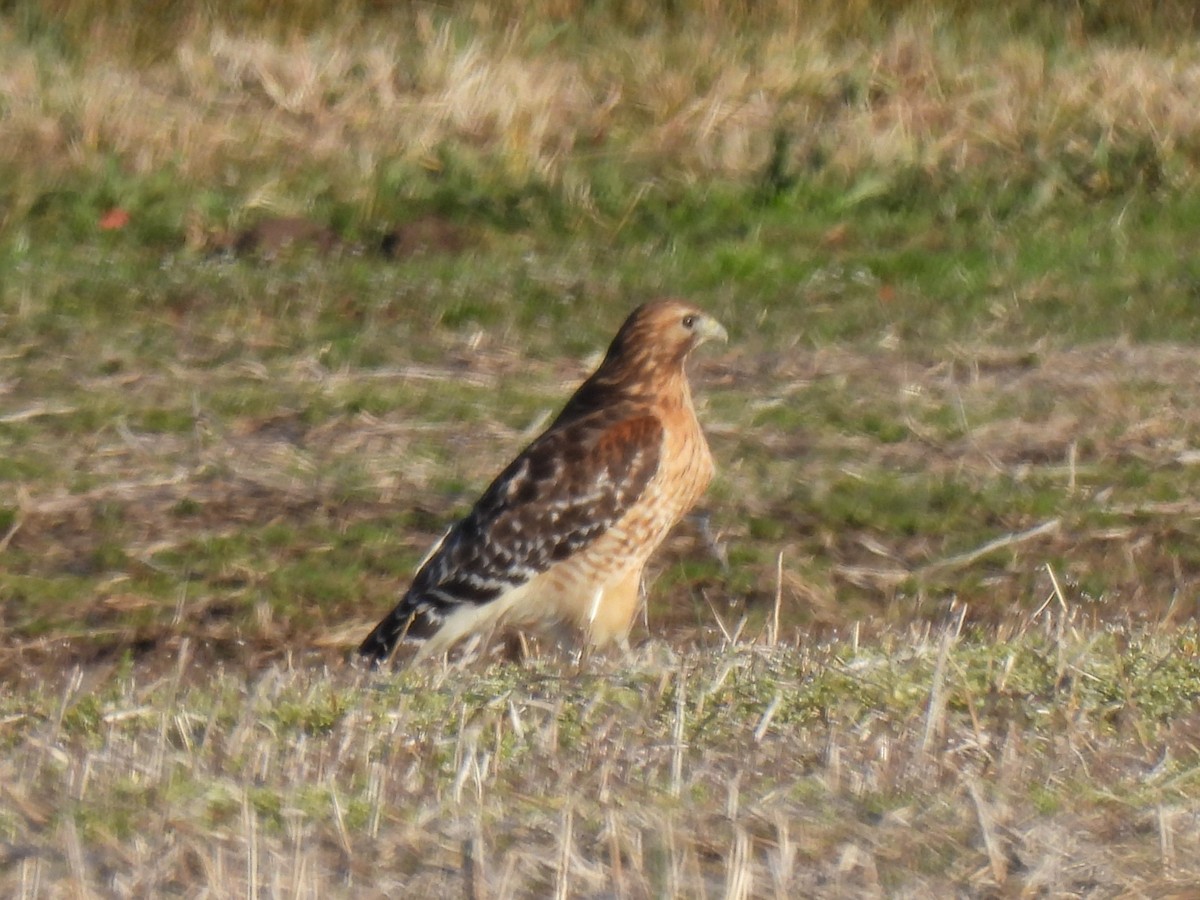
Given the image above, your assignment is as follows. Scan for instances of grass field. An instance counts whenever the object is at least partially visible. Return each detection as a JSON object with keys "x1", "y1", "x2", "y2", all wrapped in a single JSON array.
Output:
[{"x1": 3, "y1": 1, "x2": 1200, "y2": 895}]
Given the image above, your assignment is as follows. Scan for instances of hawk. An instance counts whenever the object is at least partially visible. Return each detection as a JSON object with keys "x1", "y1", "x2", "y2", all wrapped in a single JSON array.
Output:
[{"x1": 358, "y1": 298, "x2": 726, "y2": 663}]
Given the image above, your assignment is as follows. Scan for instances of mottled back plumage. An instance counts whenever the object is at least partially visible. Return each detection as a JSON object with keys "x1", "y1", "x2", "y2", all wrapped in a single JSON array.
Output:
[{"x1": 358, "y1": 298, "x2": 725, "y2": 663}]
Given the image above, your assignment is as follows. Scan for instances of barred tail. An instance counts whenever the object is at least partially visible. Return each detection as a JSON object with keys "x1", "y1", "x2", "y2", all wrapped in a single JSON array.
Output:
[{"x1": 357, "y1": 598, "x2": 435, "y2": 664}]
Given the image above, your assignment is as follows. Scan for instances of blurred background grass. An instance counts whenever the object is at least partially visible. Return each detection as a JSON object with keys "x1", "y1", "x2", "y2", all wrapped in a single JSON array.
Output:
[
  {"x1": 4, "y1": 0, "x2": 1200, "y2": 246},
  {"x1": 5, "y1": 0, "x2": 1200, "y2": 658}
]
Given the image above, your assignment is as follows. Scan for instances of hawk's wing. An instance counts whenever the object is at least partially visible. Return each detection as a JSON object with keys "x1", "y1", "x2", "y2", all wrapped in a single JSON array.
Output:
[{"x1": 358, "y1": 411, "x2": 663, "y2": 659}]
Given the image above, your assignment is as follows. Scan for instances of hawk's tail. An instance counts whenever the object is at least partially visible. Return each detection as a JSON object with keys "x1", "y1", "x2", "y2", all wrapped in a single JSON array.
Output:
[
  {"x1": 357, "y1": 600, "x2": 432, "y2": 664},
  {"x1": 357, "y1": 617, "x2": 400, "y2": 664}
]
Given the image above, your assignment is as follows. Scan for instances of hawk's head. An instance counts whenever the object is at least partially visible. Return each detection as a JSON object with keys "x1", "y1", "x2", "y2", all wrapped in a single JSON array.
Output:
[{"x1": 605, "y1": 298, "x2": 728, "y2": 371}]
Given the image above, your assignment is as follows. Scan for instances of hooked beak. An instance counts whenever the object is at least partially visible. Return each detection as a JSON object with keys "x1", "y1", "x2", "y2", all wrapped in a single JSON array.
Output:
[{"x1": 695, "y1": 315, "x2": 728, "y2": 346}]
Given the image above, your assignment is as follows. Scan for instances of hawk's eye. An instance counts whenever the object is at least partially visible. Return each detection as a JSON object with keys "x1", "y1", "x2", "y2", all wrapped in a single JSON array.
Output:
[{"x1": 682, "y1": 314, "x2": 697, "y2": 329}]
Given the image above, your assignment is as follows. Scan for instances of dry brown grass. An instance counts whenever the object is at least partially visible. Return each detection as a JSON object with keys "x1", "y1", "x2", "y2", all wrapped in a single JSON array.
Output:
[
  {"x1": 3, "y1": 621, "x2": 1198, "y2": 898},
  {"x1": 5, "y1": 7, "x2": 1200, "y2": 213}
]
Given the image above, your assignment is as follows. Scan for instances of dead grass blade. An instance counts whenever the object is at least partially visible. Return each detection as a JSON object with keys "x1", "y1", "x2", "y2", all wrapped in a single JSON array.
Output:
[{"x1": 919, "y1": 518, "x2": 1061, "y2": 577}]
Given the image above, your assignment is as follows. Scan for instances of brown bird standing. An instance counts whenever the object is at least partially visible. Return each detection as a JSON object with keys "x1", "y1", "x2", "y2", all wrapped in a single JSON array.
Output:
[{"x1": 358, "y1": 298, "x2": 726, "y2": 663}]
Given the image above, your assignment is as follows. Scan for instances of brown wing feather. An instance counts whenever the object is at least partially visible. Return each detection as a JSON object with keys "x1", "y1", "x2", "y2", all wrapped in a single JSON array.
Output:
[{"x1": 358, "y1": 411, "x2": 663, "y2": 659}]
